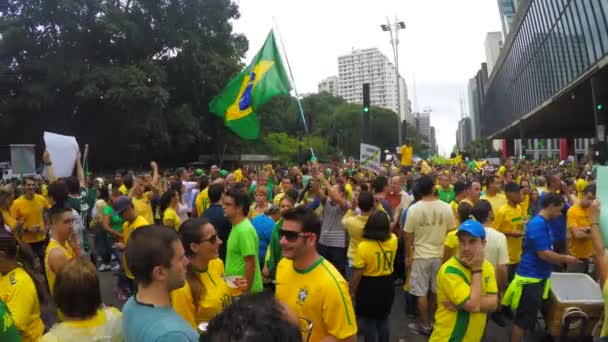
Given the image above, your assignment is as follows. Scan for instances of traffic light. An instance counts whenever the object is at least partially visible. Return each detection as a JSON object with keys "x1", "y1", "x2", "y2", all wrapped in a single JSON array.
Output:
[
  {"x1": 362, "y1": 83, "x2": 370, "y2": 113},
  {"x1": 598, "y1": 104, "x2": 604, "y2": 111}
]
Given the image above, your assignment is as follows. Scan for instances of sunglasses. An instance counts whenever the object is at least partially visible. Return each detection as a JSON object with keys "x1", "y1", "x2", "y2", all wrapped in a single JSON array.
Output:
[
  {"x1": 279, "y1": 229, "x2": 313, "y2": 242},
  {"x1": 200, "y1": 234, "x2": 218, "y2": 244}
]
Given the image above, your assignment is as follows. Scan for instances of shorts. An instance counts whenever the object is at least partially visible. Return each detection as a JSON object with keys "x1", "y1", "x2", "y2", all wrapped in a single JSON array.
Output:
[
  {"x1": 408, "y1": 258, "x2": 442, "y2": 297},
  {"x1": 514, "y1": 280, "x2": 546, "y2": 331}
]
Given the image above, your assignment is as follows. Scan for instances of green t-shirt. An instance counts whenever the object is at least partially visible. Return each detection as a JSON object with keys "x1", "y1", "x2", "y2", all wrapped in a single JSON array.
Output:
[
  {"x1": 103, "y1": 206, "x2": 123, "y2": 241},
  {"x1": 0, "y1": 299, "x2": 21, "y2": 342},
  {"x1": 436, "y1": 186, "x2": 455, "y2": 204},
  {"x1": 225, "y1": 218, "x2": 263, "y2": 293}
]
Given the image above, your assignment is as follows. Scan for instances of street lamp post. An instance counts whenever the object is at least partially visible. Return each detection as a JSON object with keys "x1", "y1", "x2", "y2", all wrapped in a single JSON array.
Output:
[{"x1": 381, "y1": 16, "x2": 406, "y2": 148}]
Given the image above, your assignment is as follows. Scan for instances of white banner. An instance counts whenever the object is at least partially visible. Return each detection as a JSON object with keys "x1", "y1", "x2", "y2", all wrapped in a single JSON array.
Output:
[
  {"x1": 360, "y1": 143, "x2": 381, "y2": 174},
  {"x1": 43, "y1": 132, "x2": 79, "y2": 178}
]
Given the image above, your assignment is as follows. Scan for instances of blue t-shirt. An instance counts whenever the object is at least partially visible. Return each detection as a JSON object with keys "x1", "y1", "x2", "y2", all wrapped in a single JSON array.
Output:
[
  {"x1": 517, "y1": 214, "x2": 554, "y2": 279},
  {"x1": 122, "y1": 296, "x2": 199, "y2": 342},
  {"x1": 539, "y1": 192, "x2": 569, "y2": 241},
  {"x1": 251, "y1": 214, "x2": 275, "y2": 266}
]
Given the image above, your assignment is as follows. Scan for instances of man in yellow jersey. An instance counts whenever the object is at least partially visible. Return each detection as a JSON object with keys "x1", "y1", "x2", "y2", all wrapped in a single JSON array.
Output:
[
  {"x1": 481, "y1": 175, "x2": 507, "y2": 226},
  {"x1": 399, "y1": 141, "x2": 414, "y2": 173},
  {"x1": 273, "y1": 175, "x2": 293, "y2": 205},
  {"x1": 112, "y1": 196, "x2": 150, "y2": 297},
  {"x1": 450, "y1": 181, "x2": 468, "y2": 227},
  {"x1": 520, "y1": 179, "x2": 531, "y2": 218},
  {"x1": 275, "y1": 206, "x2": 357, "y2": 342},
  {"x1": 566, "y1": 184, "x2": 595, "y2": 274},
  {"x1": 193, "y1": 175, "x2": 210, "y2": 216},
  {"x1": 10, "y1": 177, "x2": 50, "y2": 269},
  {"x1": 130, "y1": 161, "x2": 159, "y2": 224},
  {"x1": 430, "y1": 220, "x2": 498, "y2": 342},
  {"x1": 494, "y1": 182, "x2": 525, "y2": 282},
  {"x1": 45, "y1": 207, "x2": 79, "y2": 294},
  {"x1": 462, "y1": 180, "x2": 482, "y2": 206},
  {"x1": 342, "y1": 191, "x2": 374, "y2": 279}
]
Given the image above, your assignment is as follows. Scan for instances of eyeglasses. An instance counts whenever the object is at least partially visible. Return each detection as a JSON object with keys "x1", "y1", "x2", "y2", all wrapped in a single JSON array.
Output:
[
  {"x1": 200, "y1": 234, "x2": 218, "y2": 244},
  {"x1": 278, "y1": 229, "x2": 313, "y2": 242}
]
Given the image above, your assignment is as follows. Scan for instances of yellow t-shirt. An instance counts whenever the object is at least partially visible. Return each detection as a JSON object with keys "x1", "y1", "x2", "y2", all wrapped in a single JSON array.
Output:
[
  {"x1": 400, "y1": 145, "x2": 413, "y2": 166},
  {"x1": 273, "y1": 192, "x2": 286, "y2": 206},
  {"x1": 40, "y1": 307, "x2": 122, "y2": 342},
  {"x1": 195, "y1": 187, "x2": 210, "y2": 215},
  {"x1": 497, "y1": 165, "x2": 507, "y2": 176},
  {"x1": 171, "y1": 259, "x2": 235, "y2": 328},
  {"x1": 344, "y1": 183, "x2": 353, "y2": 201},
  {"x1": 2, "y1": 209, "x2": 17, "y2": 230},
  {"x1": 521, "y1": 194, "x2": 530, "y2": 218},
  {"x1": 353, "y1": 234, "x2": 398, "y2": 277},
  {"x1": 342, "y1": 211, "x2": 369, "y2": 260},
  {"x1": 481, "y1": 193, "x2": 507, "y2": 227},
  {"x1": 234, "y1": 169, "x2": 243, "y2": 183},
  {"x1": 0, "y1": 267, "x2": 45, "y2": 342},
  {"x1": 421, "y1": 161, "x2": 432, "y2": 175},
  {"x1": 494, "y1": 204, "x2": 524, "y2": 264},
  {"x1": 44, "y1": 239, "x2": 75, "y2": 295},
  {"x1": 10, "y1": 194, "x2": 49, "y2": 243},
  {"x1": 450, "y1": 200, "x2": 461, "y2": 228},
  {"x1": 576, "y1": 178, "x2": 588, "y2": 200},
  {"x1": 444, "y1": 230, "x2": 459, "y2": 258},
  {"x1": 275, "y1": 258, "x2": 357, "y2": 342},
  {"x1": 123, "y1": 215, "x2": 150, "y2": 279},
  {"x1": 567, "y1": 204, "x2": 593, "y2": 259},
  {"x1": 430, "y1": 257, "x2": 498, "y2": 342},
  {"x1": 118, "y1": 184, "x2": 128, "y2": 195},
  {"x1": 132, "y1": 192, "x2": 154, "y2": 226},
  {"x1": 163, "y1": 207, "x2": 180, "y2": 230}
]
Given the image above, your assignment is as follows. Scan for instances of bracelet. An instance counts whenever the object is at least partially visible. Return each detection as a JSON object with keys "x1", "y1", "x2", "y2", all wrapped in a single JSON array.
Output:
[{"x1": 471, "y1": 269, "x2": 482, "y2": 274}]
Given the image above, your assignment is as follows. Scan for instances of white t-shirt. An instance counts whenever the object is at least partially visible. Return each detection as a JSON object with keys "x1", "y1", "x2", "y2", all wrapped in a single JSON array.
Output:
[
  {"x1": 404, "y1": 200, "x2": 455, "y2": 259},
  {"x1": 484, "y1": 227, "x2": 509, "y2": 269}
]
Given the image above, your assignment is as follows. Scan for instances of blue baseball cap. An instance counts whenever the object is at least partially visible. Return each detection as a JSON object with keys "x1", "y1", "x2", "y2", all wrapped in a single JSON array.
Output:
[
  {"x1": 112, "y1": 196, "x2": 133, "y2": 214},
  {"x1": 457, "y1": 219, "x2": 486, "y2": 239}
]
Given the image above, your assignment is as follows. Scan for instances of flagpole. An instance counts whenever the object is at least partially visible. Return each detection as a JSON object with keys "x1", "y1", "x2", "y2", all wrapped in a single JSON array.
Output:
[{"x1": 272, "y1": 20, "x2": 316, "y2": 161}]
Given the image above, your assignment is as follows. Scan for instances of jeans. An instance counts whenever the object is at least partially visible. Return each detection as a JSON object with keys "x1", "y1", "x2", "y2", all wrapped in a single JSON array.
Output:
[
  {"x1": 94, "y1": 224, "x2": 112, "y2": 264},
  {"x1": 358, "y1": 317, "x2": 389, "y2": 342},
  {"x1": 317, "y1": 244, "x2": 347, "y2": 276}
]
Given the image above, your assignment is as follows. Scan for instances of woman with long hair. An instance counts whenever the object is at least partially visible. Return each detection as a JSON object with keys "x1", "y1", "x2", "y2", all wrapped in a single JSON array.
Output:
[
  {"x1": 529, "y1": 188, "x2": 541, "y2": 217},
  {"x1": 160, "y1": 189, "x2": 180, "y2": 230},
  {"x1": 0, "y1": 228, "x2": 47, "y2": 341},
  {"x1": 171, "y1": 218, "x2": 246, "y2": 328},
  {"x1": 0, "y1": 186, "x2": 21, "y2": 233},
  {"x1": 171, "y1": 181, "x2": 190, "y2": 223},
  {"x1": 350, "y1": 211, "x2": 398, "y2": 342}
]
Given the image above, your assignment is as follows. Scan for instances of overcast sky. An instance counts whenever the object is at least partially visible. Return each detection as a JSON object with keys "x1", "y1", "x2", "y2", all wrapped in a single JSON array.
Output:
[{"x1": 232, "y1": 0, "x2": 503, "y2": 156}]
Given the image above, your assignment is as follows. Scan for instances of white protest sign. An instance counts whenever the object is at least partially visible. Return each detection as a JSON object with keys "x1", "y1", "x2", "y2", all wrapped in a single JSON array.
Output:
[
  {"x1": 43, "y1": 132, "x2": 79, "y2": 178},
  {"x1": 360, "y1": 143, "x2": 381, "y2": 174}
]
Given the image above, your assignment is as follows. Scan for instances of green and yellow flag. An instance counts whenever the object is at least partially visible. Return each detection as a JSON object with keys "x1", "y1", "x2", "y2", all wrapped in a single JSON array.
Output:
[{"x1": 210, "y1": 30, "x2": 292, "y2": 139}]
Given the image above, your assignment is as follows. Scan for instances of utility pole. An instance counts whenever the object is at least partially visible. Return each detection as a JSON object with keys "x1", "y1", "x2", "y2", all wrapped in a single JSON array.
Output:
[{"x1": 381, "y1": 16, "x2": 406, "y2": 148}]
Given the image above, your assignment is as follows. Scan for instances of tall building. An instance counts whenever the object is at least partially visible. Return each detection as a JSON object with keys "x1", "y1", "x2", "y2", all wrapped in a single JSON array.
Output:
[
  {"x1": 456, "y1": 117, "x2": 472, "y2": 151},
  {"x1": 337, "y1": 48, "x2": 413, "y2": 124},
  {"x1": 467, "y1": 63, "x2": 489, "y2": 141},
  {"x1": 497, "y1": 0, "x2": 520, "y2": 37},
  {"x1": 484, "y1": 32, "x2": 504, "y2": 75},
  {"x1": 414, "y1": 111, "x2": 431, "y2": 144},
  {"x1": 318, "y1": 76, "x2": 339, "y2": 97},
  {"x1": 430, "y1": 126, "x2": 437, "y2": 155}
]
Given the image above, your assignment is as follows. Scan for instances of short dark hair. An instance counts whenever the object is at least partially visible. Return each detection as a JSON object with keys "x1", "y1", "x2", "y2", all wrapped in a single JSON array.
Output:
[
  {"x1": 472, "y1": 199, "x2": 493, "y2": 223},
  {"x1": 224, "y1": 188, "x2": 250, "y2": 216},
  {"x1": 48, "y1": 181, "x2": 69, "y2": 206},
  {"x1": 541, "y1": 192, "x2": 564, "y2": 209},
  {"x1": 466, "y1": 180, "x2": 481, "y2": 190},
  {"x1": 123, "y1": 174, "x2": 134, "y2": 190},
  {"x1": 48, "y1": 206, "x2": 73, "y2": 223},
  {"x1": 358, "y1": 191, "x2": 374, "y2": 212},
  {"x1": 362, "y1": 211, "x2": 391, "y2": 241},
  {"x1": 282, "y1": 206, "x2": 321, "y2": 236},
  {"x1": 208, "y1": 183, "x2": 224, "y2": 203},
  {"x1": 453, "y1": 181, "x2": 467, "y2": 196},
  {"x1": 65, "y1": 176, "x2": 80, "y2": 195},
  {"x1": 583, "y1": 184, "x2": 596, "y2": 196},
  {"x1": 285, "y1": 188, "x2": 299, "y2": 202},
  {"x1": 415, "y1": 175, "x2": 435, "y2": 196},
  {"x1": 22, "y1": 176, "x2": 35, "y2": 185},
  {"x1": 204, "y1": 292, "x2": 301, "y2": 342},
  {"x1": 373, "y1": 176, "x2": 388, "y2": 194},
  {"x1": 126, "y1": 225, "x2": 178, "y2": 286},
  {"x1": 53, "y1": 259, "x2": 102, "y2": 318}
]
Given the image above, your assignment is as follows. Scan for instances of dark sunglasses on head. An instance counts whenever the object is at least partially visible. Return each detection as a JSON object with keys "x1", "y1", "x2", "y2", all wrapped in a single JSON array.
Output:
[
  {"x1": 200, "y1": 234, "x2": 218, "y2": 244},
  {"x1": 279, "y1": 229, "x2": 313, "y2": 242}
]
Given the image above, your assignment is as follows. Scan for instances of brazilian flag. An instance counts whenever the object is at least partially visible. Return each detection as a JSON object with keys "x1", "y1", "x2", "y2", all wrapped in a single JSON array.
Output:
[{"x1": 210, "y1": 30, "x2": 292, "y2": 139}]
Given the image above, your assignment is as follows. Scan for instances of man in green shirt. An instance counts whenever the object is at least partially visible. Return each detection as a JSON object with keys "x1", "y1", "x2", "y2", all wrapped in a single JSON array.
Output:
[
  {"x1": 0, "y1": 298, "x2": 21, "y2": 342},
  {"x1": 223, "y1": 188, "x2": 263, "y2": 293},
  {"x1": 436, "y1": 172, "x2": 455, "y2": 204}
]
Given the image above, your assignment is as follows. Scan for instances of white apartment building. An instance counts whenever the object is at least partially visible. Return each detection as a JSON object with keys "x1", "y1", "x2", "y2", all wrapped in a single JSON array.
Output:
[
  {"x1": 318, "y1": 76, "x2": 339, "y2": 97},
  {"x1": 484, "y1": 32, "x2": 504, "y2": 75},
  {"x1": 337, "y1": 48, "x2": 413, "y2": 124}
]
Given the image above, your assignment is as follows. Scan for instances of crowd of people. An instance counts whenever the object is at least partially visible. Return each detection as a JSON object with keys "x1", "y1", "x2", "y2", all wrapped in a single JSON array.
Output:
[{"x1": 0, "y1": 146, "x2": 607, "y2": 342}]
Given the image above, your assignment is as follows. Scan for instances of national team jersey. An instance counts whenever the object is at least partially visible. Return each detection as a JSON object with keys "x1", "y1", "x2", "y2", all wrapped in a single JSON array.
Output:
[
  {"x1": 430, "y1": 257, "x2": 497, "y2": 342},
  {"x1": 567, "y1": 203, "x2": 593, "y2": 259},
  {"x1": 132, "y1": 192, "x2": 154, "y2": 227},
  {"x1": 171, "y1": 259, "x2": 237, "y2": 328},
  {"x1": 352, "y1": 234, "x2": 398, "y2": 277},
  {"x1": 481, "y1": 193, "x2": 507, "y2": 227},
  {"x1": 494, "y1": 204, "x2": 524, "y2": 264},
  {"x1": 44, "y1": 239, "x2": 75, "y2": 295},
  {"x1": 275, "y1": 257, "x2": 357, "y2": 342},
  {"x1": 0, "y1": 267, "x2": 45, "y2": 342},
  {"x1": 162, "y1": 208, "x2": 180, "y2": 230},
  {"x1": 123, "y1": 215, "x2": 150, "y2": 279},
  {"x1": 195, "y1": 187, "x2": 210, "y2": 215},
  {"x1": 10, "y1": 194, "x2": 49, "y2": 243}
]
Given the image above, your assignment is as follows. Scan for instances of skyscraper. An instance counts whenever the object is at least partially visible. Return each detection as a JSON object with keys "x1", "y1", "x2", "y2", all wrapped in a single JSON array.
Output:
[
  {"x1": 337, "y1": 48, "x2": 413, "y2": 124},
  {"x1": 484, "y1": 32, "x2": 504, "y2": 75},
  {"x1": 414, "y1": 111, "x2": 431, "y2": 144},
  {"x1": 497, "y1": 0, "x2": 519, "y2": 37}
]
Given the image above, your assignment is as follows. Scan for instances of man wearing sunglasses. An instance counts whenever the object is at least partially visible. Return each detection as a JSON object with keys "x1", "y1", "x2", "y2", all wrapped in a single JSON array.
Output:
[{"x1": 275, "y1": 206, "x2": 357, "y2": 342}]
